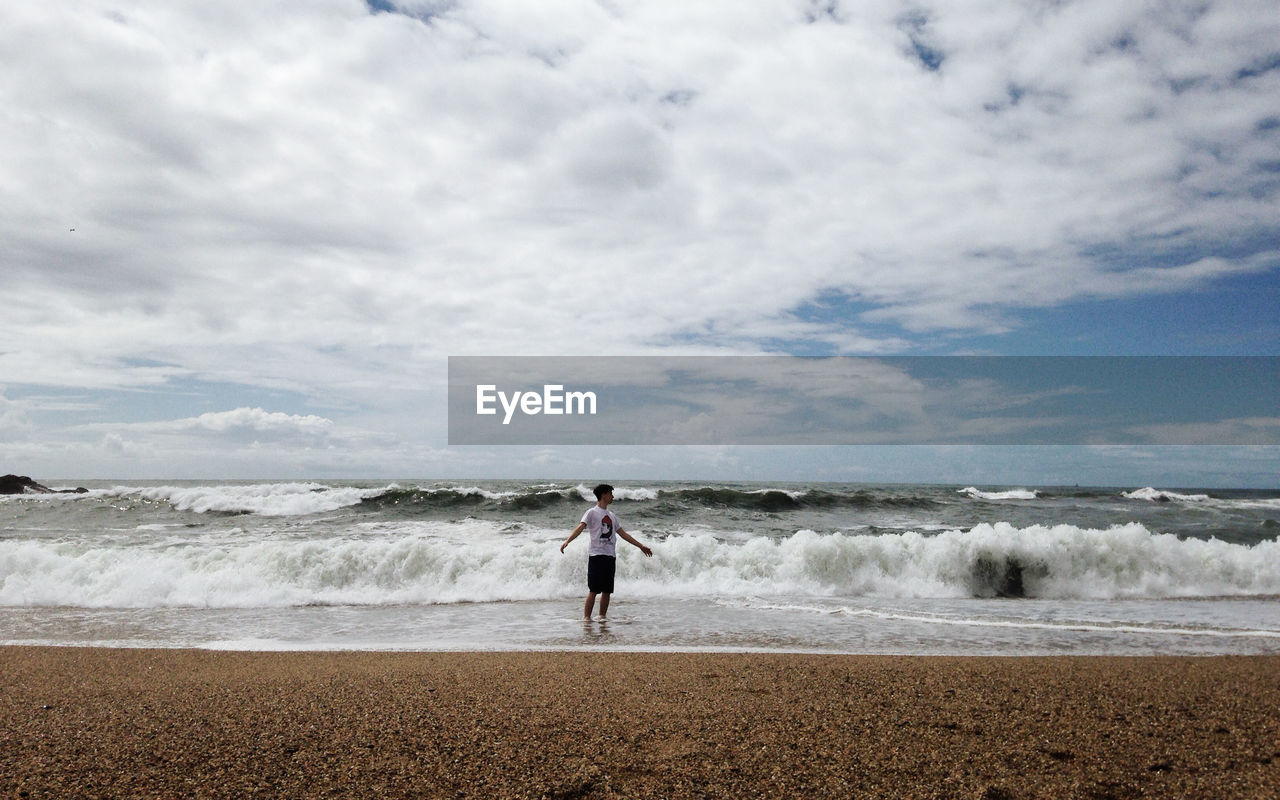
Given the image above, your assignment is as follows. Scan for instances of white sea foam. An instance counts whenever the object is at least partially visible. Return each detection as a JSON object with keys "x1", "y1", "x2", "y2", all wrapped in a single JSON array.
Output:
[
  {"x1": 572, "y1": 484, "x2": 659, "y2": 501},
  {"x1": 105, "y1": 483, "x2": 392, "y2": 516},
  {"x1": 617, "y1": 487, "x2": 660, "y2": 501},
  {"x1": 4, "y1": 522, "x2": 1278, "y2": 609},
  {"x1": 1212, "y1": 498, "x2": 1280, "y2": 510},
  {"x1": 429, "y1": 486, "x2": 522, "y2": 500},
  {"x1": 0, "y1": 492, "x2": 83, "y2": 504},
  {"x1": 1117, "y1": 489, "x2": 1280, "y2": 510},
  {"x1": 1122, "y1": 487, "x2": 1212, "y2": 502},
  {"x1": 746, "y1": 488, "x2": 808, "y2": 499},
  {"x1": 719, "y1": 599, "x2": 1280, "y2": 638},
  {"x1": 958, "y1": 487, "x2": 1039, "y2": 500}
]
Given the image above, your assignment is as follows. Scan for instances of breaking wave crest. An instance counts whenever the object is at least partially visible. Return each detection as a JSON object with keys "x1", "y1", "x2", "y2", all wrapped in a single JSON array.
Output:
[
  {"x1": 4, "y1": 522, "x2": 1277, "y2": 608},
  {"x1": 958, "y1": 487, "x2": 1039, "y2": 501},
  {"x1": 22, "y1": 482, "x2": 1279, "y2": 519},
  {"x1": 105, "y1": 483, "x2": 389, "y2": 516},
  {"x1": 1123, "y1": 487, "x2": 1213, "y2": 503},
  {"x1": 1120, "y1": 487, "x2": 1280, "y2": 509},
  {"x1": 75, "y1": 482, "x2": 951, "y2": 516}
]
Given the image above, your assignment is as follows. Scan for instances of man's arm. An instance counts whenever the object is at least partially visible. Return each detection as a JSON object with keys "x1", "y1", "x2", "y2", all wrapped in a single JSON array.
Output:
[
  {"x1": 561, "y1": 522, "x2": 586, "y2": 553},
  {"x1": 617, "y1": 528, "x2": 653, "y2": 557}
]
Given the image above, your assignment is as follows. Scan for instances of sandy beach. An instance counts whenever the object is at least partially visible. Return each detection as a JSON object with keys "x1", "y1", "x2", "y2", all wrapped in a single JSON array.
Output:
[{"x1": 2, "y1": 647, "x2": 1277, "y2": 799}]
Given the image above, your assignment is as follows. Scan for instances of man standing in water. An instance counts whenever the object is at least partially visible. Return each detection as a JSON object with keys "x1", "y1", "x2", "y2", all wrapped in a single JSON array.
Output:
[{"x1": 560, "y1": 483, "x2": 653, "y2": 621}]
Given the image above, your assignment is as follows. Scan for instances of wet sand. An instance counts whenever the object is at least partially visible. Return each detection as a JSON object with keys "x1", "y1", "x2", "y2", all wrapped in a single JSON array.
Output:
[{"x1": 2, "y1": 647, "x2": 1277, "y2": 799}]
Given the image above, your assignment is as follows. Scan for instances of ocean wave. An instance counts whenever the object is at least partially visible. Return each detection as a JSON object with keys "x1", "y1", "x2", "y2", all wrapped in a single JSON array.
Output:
[
  {"x1": 358, "y1": 484, "x2": 664, "y2": 513},
  {"x1": 719, "y1": 600, "x2": 1280, "y2": 639},
  {"x1": 669, "y1": 487, "x2": 808, "y2": 511},
  {"x1": 101, "y1": 483, "x2": 579, "y2": 517},
  {"x1": 958, "y1": 487, "x2": 1039, "y2": 501},
  {"x1": 350, "y1": 484, "x2": 940, "y2": 515},
  {"x1": 361, "y1": 486, "x2": 574, "y2": 513},
  {"x1": 1120, "y1": 488, "x2": 1280, "y2": 510},
  {"x1": 1122, "y1": 487, "x2": 1212, "y2": 503},
  {"x1": 17, "y1": 481, "x2": 1277, "y2": 527},
  {"x1": 660, "y1": 487, "x2": 938, "y2": 512},
  {"x1": 4, "y1": 522, "x2": 1277, "y2": 608},
  {"x1": 104, "y1": 483, "x2": 392, "y2": 516},
  {"x1": 571, "y1": 484, "x2": 660, "y2": 502},
  {"x1": 1221, "y1": 499, "x2": 1280, "y2": 510}
]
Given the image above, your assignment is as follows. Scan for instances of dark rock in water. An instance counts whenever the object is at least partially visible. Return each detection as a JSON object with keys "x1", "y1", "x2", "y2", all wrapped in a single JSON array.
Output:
[
  {"x1": 0, "y1": 474, "x2": 88, "y2": 495},
  {"x1": 1000, "y1": 560, "x2": 1025, "y2": 598},
  {"x1": 970, "y1": 554, "x2": 1034, "y2": 598},
  {"x1": 0, "y1": 474, "x2": 45, "y2": 494}
]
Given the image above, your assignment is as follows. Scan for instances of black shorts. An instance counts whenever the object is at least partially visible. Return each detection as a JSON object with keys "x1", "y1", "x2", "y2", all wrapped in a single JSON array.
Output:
[{"x1": 587, "y1": 555, "x2": 616, "y2": 594}]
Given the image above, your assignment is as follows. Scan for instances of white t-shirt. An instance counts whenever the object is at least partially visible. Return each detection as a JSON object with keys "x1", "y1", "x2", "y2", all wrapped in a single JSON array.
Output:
[{"x1": 581, "y1": 506, "x2": 620, "y2": 557}]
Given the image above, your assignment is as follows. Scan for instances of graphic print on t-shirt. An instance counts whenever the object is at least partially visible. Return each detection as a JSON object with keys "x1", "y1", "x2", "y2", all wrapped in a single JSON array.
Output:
[{"x1": 583, "y1": 507, "x2": 619, "y2": 557}]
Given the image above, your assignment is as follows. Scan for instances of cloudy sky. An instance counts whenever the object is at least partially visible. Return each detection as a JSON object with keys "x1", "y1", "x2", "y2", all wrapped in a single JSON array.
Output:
[{"x1": 2, "y1": 0, "x2": 1277, "y2": 484}]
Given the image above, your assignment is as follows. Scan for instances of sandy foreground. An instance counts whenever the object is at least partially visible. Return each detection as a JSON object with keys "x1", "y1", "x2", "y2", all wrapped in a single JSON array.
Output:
[{"x1": 1, "y1": 648, "x2": 1277, "y2": 799}]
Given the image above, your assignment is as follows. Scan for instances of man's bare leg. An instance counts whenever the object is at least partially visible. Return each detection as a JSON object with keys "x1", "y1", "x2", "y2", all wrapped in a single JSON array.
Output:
[
  {"x1": 598, "y1": 593, "x2": 610, "y2": 620},
  {"x1": 583, "y1": 592, "x2": 596, "y2": 621}
]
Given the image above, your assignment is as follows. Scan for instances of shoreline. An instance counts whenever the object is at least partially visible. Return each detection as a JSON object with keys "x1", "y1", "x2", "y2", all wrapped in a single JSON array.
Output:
[
  {"x1": 4, "y1": 647, "x2": 1278, "y2": 798},
  {"x1": 11, "y1": 640, "x2": 1280, "y2": 656}
]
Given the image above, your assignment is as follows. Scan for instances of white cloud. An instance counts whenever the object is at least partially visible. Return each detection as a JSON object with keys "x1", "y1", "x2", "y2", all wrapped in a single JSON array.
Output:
[
  {"x1": 0, "y1": 392, "x2": 33, "y2": 441},
  {"x1": 7, "y1": 405, "x2": 455, "y2": 479},
  {"x1": 152, "y1": 407, "x2": 335, "y2": 436},
  {"x1": 100, "y1": 431, "x2": 131, "y2": 456},
  {"x1": 81, "y1": 408, "x2": 343, "y2": 451},
  {"x1": 1124, "y1": 417, "x2": 1280, "y2": 446}
]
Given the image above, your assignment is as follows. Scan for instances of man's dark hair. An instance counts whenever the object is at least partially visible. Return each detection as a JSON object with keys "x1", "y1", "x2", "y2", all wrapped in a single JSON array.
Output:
[{"x1": 593, "y1": 483, "x2": 614, "y2": 500}]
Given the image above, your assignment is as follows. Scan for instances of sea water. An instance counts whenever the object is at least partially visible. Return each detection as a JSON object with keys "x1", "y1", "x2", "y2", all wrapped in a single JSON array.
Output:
[{"x1": 2, "y1": 480, "x2": 1278, "y2": 655}]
